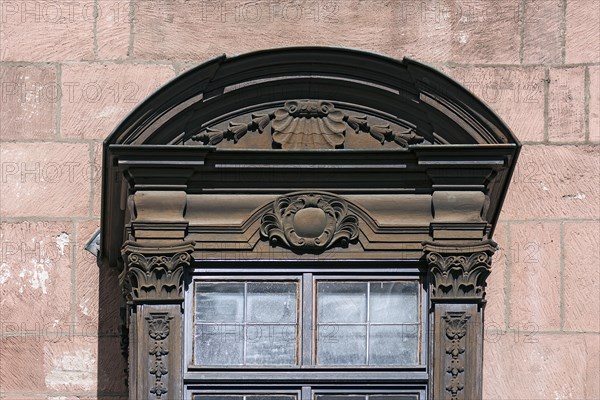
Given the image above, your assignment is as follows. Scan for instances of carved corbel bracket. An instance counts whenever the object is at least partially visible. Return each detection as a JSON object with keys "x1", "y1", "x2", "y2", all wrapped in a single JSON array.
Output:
[
  {"x1": 120, "y1": 241, "x2": 195, "y2": 303},
  {"x1": 423, "y1": 240, "x2": 497, "y2": 302},
  {"x1": 260, "y1": 192, "x2": 359, "y2": 253}
]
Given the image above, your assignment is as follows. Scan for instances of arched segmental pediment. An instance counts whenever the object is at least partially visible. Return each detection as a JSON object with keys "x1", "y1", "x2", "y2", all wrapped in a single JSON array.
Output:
[
  {"x1": 104, "y1": 47, "x2": 519, "y2": 147},
  {"x1": 100, "y1": 47, "x2": 521, "y2": 268}
]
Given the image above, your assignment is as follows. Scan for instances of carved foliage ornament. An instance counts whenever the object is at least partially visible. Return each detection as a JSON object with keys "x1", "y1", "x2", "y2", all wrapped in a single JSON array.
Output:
[
  {"x1": 260, "y1": 193, "x2": 359, "y2": 253},
  {"x1": 147, "y1": 313, "x2": 173, "y2": 398},
  {"x1": 120, "y1": 242, "x2": 195, "y2": 302},
  {"x1": 443, "y1": 312, "x2": 470, "y2": 400},
  {"x1": 192, "y1": 100, "x2": 425, "y2": 149},
  {"x1": 423, "y1": 241, "x2": 497, "y2": 301}
]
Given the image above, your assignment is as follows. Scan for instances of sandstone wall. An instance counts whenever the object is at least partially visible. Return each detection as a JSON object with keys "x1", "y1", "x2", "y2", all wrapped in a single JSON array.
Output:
[{"x1": 0, "y1": 1, "x2": 598, "y2": 398}]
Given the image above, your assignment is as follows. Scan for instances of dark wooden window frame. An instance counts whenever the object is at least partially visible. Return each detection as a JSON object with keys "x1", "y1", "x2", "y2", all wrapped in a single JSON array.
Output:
[{"x1": 97, "y1": 47, "x2": 521, "y2": 400}]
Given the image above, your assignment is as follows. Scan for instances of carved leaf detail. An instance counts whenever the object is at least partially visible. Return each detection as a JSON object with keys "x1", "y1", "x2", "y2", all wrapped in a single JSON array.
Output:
[
  {"x1": 190, "y1": 99, "x2": 425, "y2": 149},
  {"x1": 425, "y1": 249, "x2": 494, "y2": 300},
  {"x1": 443, "y1": 312, "x2": 470, "y2": 400},
  {"x1": 146, "y1": 314, "x2": 173, "y2": 399}
]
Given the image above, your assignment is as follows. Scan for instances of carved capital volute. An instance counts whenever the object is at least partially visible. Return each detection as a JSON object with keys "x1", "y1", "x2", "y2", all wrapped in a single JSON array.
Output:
[
  {"x1": 423, "y1": 240, "x2": 497, "y2": 302},
  {"x1": 120, "y1": 241, "x2": 195, "y2": 303}
]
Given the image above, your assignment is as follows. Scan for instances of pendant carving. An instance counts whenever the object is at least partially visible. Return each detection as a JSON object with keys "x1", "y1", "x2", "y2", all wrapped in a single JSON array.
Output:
[
  {"x1": 260, "y1": 192, "x2": 359, "y2": 253},
  {"x1": 443, "y1": 312, "x2": 470, "y2": 400},
  {"x1": 191, "y1": 99, "x2": 424, "y2": 149},
  {"x1": 147, "y1": 313, "x2": 173, "y2": 398},
  {"x1": 423, "y1": 241, "x2": 496, "y2": 301},
  {"x1": 120, "y1": 242, "x2": 195, "y2": 302}
]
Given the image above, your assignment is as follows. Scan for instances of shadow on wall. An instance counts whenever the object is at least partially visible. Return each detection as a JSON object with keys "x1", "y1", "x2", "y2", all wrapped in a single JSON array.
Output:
[{"x1": 96, "y1": 243, "x2": 129, "y2": 399}]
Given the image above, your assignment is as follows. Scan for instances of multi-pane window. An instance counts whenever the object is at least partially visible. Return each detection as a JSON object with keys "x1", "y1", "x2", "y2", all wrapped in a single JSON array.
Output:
[
  {"x1": 195, "y1": 281, "x2": 299, "y2": 366},
  {"x1": 316, "y1": 281, "x2": 419, "y2": 365},
  {"x1": 192, "y1": 395, "x2": 419, "y2": 400},
  {"x1": 193, "y1": 277, "x2": 421, "y2": 368}
]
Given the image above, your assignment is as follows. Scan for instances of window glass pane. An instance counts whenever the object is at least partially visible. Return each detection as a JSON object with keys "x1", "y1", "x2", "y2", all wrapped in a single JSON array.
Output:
[
  {"x1": 317, "y1": 282, "x2": 367, "y2": 323},
  {"x1": 315, "y1": 396, "x2": 417, "y2": 400},
  {"x1": 316, "y1": 280, "x2": 420, "y2": 366},
  {"x1": 195, "y1": 324, "x2": 244, "y2": 365},
  {"x1": 196, "y1": 282, "x2": 244, "y2": 322},
  {"x1": 246, "y1": 325, "x2": 297, "y2": 365},
  {"x1": 369, "y1": 396, "x2": 419, "y2": 400},
  {"x1": 247, "y1": 397, "x2": 297, "y2": 400},
  {"x1": 370, "y1": 282, "x2": 418, "y2": 323},
  {"x1": 316, "y1": 396, "x2": 365, "y2": 400},
  {"x1": 369, "y1": 325, "x2": 419, "y2": 365},
  {"x1": 247, "y1": 282, "x2": 296, "y2": 323},
  {"x1": 194, "y1": 396, "x2": 296, "y2": 400},
  {"x1": 317, "y1": 325, "x2": 367, "y2": 365},
  {"x1": 194, "y1": 281, "x2": 299, "y2": 366}
]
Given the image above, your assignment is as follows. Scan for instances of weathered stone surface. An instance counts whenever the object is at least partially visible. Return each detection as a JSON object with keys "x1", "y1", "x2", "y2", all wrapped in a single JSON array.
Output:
[
  {"x1": 0, "y1": 0, "x2": 94, "y2": 61},
  {"x1": 0, "y1": 336, "x2": 46, "y2": 392},
  {"x1": 133, "y1": 0, "x2": 519, "y2": 64},
  {"x1": 483, "y1": 334, "x2": 587, "y2": 399},
  {"x1": 75, "y1": 220, "x2": 122, "y2": 336},
  {"x1": 502, "y1": 145, "x2": 600, "y2": 220},
  {"x1": 563, "y1": 222, "x2": 600, "y2": 332},
  {"x1": 0, "y1": 65, "x2": 58, "y2": 140},
  {"x1": 92, "y1": 142, "x2": 103, "y2": 217},
  {"x1": 97, "y1": 0, "x2": 131, "y2": 59},
  {"x1": 549, "y1": 68, "x2": 586, "y2": 142},
  {"x1": 0, "y1": 222, "x2": 72, "y2": 325},
  {"x1": 585, "y1": 334, "x2": 600, "y2": 399},
  {"x1": 565, "y1": 0, "x2": 600, "y2": 64},
  {"x1": 443, "y1": 67, "x2": 545, "y2": 142},
  {"x1": 60, "y1": 64, "x2": 175, "y2": 139},
  {"x1": 42, "y1": 338, "x2": 98, "y2": 392},
  {"x1": 509, "y1": 222, "x2": 561, "y2": 330},
  {"x1": 590, "y1": 66, "x2": 600, "y2": 142},
  {"x1": 522, "y1": 0, "x2": 563, "y2": 64},
  {"x1": 0, "y1": 143, "x2": 91, "y2": 217}
]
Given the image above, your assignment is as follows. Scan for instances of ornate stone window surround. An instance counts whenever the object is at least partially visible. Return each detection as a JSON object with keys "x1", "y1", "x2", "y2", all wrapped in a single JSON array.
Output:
[{"x1": 97, "y1": 47, "x2": 520, "y2": 399}]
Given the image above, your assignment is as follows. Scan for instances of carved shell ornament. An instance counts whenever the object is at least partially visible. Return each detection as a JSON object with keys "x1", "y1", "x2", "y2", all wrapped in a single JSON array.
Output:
[
  {"x1": 191, "y1": 99, "x2": 425, "y2": 149},
  {"x1": 260, "y1": 193, "x2": 359, "y2": 253},
  {"x1": 271, "y1": 100, "x2": 346, "y2": 149}
]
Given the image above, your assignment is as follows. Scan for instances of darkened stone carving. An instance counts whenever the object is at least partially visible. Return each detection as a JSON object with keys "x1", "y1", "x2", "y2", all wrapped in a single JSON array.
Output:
[
  {"x1": 423, "y1": 241, "x2": 497, "y2": 301},
  {"x1": 191, "y1": 100, "x2": 424, "y2": 149},
  {"x1": 147, "y1": 313, "x2": 173, "y2": 398},
  {"x1": 260, "y1": 193, "x2": 359, "y2": 252},
  {"x1": 120, "y1": 242, "x2": 195, "y2": 302},
  {"x1": 443, "y1": 312, "x2": 470, "y2": 400}
]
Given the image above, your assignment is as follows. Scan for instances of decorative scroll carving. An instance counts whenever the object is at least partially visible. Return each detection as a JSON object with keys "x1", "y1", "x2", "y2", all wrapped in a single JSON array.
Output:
[
  {"x1": 120, "y1": 242, "x2": 195, "y2": 302},
  {"x1": 443, "y1": 312, "x2": 470, "y2": 400},
  {"x1": 423, "y1": 241, "x2": 497, "y2": 301},
  {"x1": 191, "y1": 100, "x2": 424, "y2": 149},
  {"x1": 147, "y1": 313, "x2": 173, "y2": 398},
  {"x1": 260, "y1": 192, "x2": 359, "y2": 253}
]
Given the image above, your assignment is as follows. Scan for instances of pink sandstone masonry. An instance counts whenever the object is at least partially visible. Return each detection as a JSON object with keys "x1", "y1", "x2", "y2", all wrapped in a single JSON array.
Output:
[{"x1": 0, "y1": 1, "x2": 598, "y2": 399}]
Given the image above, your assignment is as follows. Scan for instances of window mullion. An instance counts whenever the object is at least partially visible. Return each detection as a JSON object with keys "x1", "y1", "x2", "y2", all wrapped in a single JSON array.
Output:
[
  {"x1": 243, "y1": 281, "x2": 248, "y2": 365},
  {"x1": 302, "y1": 273, "x2": 313, "y2": 367},
  {"x1": 366, "y1": 282, "x2": 371, "y2": 365}
]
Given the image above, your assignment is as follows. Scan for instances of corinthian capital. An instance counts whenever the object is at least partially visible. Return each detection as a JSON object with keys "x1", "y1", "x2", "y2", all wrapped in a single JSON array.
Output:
[
  {"x1": 423, "y1": 240, "x2": 497, "y2": 302},
  {"x1": 120, "y1": 241, "x2": 195, "y2": 303}
]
